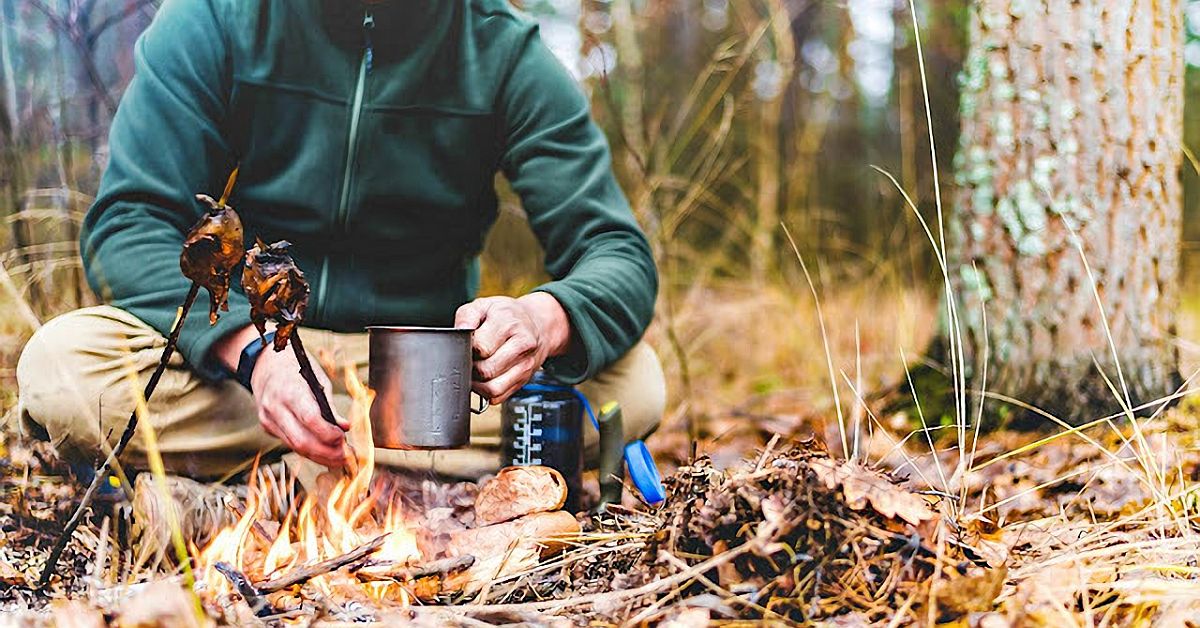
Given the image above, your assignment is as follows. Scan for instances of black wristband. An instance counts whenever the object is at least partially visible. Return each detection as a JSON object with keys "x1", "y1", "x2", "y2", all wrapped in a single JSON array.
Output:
[{"x1": 235, "y1": 330, "x2": 276, "y2": 392}]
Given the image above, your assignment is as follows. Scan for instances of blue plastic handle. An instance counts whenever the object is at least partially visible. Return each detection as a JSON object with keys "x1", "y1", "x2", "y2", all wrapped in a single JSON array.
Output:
[{"x1": 518, "y1": 383, "x2": 600, "y2": 430}]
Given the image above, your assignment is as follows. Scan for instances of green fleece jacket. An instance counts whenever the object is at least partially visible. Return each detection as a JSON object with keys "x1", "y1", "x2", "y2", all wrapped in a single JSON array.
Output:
[{"x1": 82, "y1": 0, "x2": 657, "y2": 384}]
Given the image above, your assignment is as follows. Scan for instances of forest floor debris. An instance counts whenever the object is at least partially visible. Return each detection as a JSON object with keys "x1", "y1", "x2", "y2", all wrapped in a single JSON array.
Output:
[{"x1": 4, "y1": 403, "x2": 1200, "y2": 625}]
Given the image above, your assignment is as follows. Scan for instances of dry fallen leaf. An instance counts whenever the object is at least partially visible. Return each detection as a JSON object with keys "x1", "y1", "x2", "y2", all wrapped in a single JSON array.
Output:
[
  {"x1": 474, "y1": 466, "x2": 568, "y2": 526},
  {"x1": 0, "y1": 556, "x2": 25, "y2": 587},
  {"x1": 443, "y1": 510, "x2": 580, "y2": 594},
  {"x1": 242, "y1": 238, "x2": 309, "y2": 350},
  {"x1": 808, "y1": 457, "x2": 936, "y2": 526},
  {"x1": 182, "y1": 195, "x2": 244, "y2": 325},
  {"x1": 936, "y1": 565, "x2": 1008, "y2": 618},
  {"x1": 756, "y1": 493, "x2": 788, "y2": 541}
]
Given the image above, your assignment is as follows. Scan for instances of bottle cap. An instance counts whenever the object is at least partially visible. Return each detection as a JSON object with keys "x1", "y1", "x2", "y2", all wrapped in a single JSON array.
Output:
[{"x1": 624, "y1": 440, "x2": 666, "y2": 504}]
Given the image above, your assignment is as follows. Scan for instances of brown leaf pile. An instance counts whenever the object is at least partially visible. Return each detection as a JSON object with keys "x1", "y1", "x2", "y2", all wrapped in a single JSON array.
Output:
[
  {"x1": 568, "y1": 439, "x2": 946, "y2": 623},
  {"x1": 0, "y1": 440, "x2": 94, "y2": 605},
  {"x1": 241, "y1": 239, "x2": 308, "y2": 351},
  {"x1": 181, "y1": 196, "x2": 244, "y2": 325}
]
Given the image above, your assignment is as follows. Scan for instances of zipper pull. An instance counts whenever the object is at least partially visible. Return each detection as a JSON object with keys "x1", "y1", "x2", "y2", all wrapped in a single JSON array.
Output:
[{"x1": 363, "y1": 11, "x2": 375, "y2": 73}]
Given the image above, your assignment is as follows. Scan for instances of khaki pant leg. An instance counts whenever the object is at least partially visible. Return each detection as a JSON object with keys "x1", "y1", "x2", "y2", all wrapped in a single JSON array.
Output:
[
  {"x1": 371, "y1": 340, "x2": 667, "y2": 479},
  {"x1": 14, "y1": 306, "x2": 279, "y2": 478}
]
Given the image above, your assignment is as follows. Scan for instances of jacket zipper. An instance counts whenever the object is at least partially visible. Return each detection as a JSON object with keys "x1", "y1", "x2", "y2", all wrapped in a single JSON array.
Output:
[{"x1": 315, "y1": 10, "x2": 374, "y2": 322}]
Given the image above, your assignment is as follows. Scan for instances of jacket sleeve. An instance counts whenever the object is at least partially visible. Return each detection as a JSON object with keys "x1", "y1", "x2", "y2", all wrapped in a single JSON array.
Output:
[
  {"x1": 80, "y1": 0, "x2": 248, "y2": 380},
  {"x1": 496, "y1": 27, "x2": 658, "y2": 384}
]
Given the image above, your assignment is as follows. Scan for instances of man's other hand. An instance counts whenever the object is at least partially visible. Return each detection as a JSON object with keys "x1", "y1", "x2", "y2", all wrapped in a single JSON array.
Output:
[
  {"x1": 214, "y1": 326, "x2": 349, "y2": 468},
  {"x1": 455, "y1": 293, "x2": 572, "y2": 403}
]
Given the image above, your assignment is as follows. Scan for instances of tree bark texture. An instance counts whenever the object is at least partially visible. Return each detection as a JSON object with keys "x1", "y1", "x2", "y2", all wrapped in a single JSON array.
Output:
[{"x1": 948, "y1": 1, "x2": 1184, "y2": 422}]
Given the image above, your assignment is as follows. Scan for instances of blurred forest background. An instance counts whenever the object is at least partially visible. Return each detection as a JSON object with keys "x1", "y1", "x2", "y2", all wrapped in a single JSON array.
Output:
[{"x1": 1, "y1": 0, "x2": 1199, "y2": 448}]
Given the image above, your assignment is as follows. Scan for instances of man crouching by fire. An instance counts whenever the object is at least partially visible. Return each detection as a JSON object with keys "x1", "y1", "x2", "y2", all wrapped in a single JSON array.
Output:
[{"x1": 13, "y1": 0, "x2": 664, "y2": 508}]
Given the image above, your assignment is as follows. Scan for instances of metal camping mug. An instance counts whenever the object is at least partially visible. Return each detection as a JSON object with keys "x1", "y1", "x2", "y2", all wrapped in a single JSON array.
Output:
[{"x1": 367, "y1": 326, "x2": 488, "y2": 449}]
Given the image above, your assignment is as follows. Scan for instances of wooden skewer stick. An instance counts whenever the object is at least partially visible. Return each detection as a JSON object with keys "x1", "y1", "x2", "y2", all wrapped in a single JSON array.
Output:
[
  {"x1": 288, "y1": 330, "x2": 338, "y2": 427},
  {"x1": 39, "y1": 282, "x2": 201, "y2": 588},
  {"x1": 218, "y1": 165, "x2": 239, "y2": 206}
]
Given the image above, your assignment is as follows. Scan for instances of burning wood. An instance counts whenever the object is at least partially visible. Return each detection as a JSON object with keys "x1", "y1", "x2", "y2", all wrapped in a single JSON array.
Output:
[
  {"x1": 355, "y1": 555, "x2": 476, "y2": 584},
  {"x1": 196, "y1": 369, "x2": 421, "y2": 611},
  {"x1": 211, "y1": 537, "x2": 479, "y2": 619},
  {"x1": 195, "y1": 370, "x2": 581, "y2": 618},
  {"x1": 355, "y1": 555, "x2": 478, "y2": 603},
  {"x1": 252, "y1": 533, "x2": 388, "y2": 594}
]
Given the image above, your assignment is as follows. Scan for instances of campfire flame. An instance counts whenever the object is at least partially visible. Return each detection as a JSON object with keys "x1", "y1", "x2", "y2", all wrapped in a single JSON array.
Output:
[{"x1": 196, "y1": 368, "x2": 421, "y2": 605}]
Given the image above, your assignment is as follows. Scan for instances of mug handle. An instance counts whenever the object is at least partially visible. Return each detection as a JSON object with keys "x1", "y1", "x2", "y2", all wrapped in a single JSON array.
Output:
[{"x1": 471, "y1": 395, "x2": 489, "y2": 414}]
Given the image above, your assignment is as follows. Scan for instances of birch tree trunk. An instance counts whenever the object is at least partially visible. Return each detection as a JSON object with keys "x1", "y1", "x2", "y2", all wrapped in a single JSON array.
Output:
[{"x1": 947, "y1": 0, "x2": 1184, "y2": 422}]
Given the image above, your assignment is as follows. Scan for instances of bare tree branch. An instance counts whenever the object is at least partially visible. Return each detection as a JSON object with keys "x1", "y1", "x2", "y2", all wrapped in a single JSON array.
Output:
[
  {"x1": 28, "y1": 0, "x2": 118, "y2": 115},
  {"x1": 87, "y1": 0, "x2": 158, "y2": 46}
]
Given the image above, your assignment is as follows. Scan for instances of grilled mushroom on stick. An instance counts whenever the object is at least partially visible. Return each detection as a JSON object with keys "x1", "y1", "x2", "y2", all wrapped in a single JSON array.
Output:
[
  {"x1": 241, "y1": 238, "x2": 339, "y2": 428},
  {"x1": 185, "y1": 193, "x2": 245, "y2": 324}
]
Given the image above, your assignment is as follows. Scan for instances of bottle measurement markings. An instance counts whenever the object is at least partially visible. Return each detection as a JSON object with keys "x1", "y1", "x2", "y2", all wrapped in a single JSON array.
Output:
[{"x1": 510, "y1": 404, "x2": 545, "y2": 466}]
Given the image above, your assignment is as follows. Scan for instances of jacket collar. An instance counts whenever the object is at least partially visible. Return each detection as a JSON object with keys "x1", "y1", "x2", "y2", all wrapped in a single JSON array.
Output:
[{"x1": 319, "y1": 0, "x2": 447, "y2": 62}]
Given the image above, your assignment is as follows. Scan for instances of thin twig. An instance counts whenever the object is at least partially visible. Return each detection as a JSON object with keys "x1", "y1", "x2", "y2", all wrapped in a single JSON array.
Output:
[
  {"x1": 225, "y1": 502, "x2": 277, "y2": 546},
  {"x1": 38, "y1": 282, "x2": 201, "y2": 588},
  {"x1": 214, "y1": 562, "x2": 275, "y2": 617},
  {"x1": 441, "y1": 539, "x2": 759, "y2": 616}
]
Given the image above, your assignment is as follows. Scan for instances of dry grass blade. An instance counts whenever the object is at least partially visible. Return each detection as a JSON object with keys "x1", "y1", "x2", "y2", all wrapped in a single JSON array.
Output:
[
  {"x1": 0, "y1": 256, "x2": 40, "y2": 330},
  {"x1": 37, "y1": 282, "x2": 200, "y2": 589},
  {"x1": 124, "y1": 355, "x2": 206, "y2": 621},
  {"x1": 782, "y1": 224, "x2": 848, "y2": 460}
]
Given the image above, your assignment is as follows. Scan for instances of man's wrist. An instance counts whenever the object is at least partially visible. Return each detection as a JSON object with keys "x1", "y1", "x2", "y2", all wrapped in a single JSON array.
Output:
[
  {"x1": 235, "y1": 330, "x2": 276, "y2": 391},
  {"x1": 212, "y1": 324, "x2": 269, "y2": 372},
  {"x1": 519, "y1": 292, "x2": 572, "y2": 357}
]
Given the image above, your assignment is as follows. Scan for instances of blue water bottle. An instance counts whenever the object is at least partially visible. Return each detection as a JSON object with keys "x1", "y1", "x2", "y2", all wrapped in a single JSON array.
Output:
[
  {"x1": 501, "y1": 371, "x2": 584, "y2": 510},
  {"x1": 501, "y1": 370, "x2": 666, "y2": 511}
]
